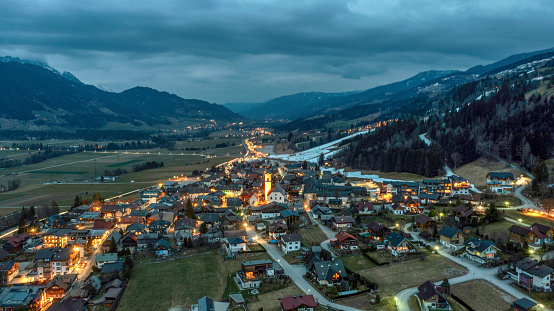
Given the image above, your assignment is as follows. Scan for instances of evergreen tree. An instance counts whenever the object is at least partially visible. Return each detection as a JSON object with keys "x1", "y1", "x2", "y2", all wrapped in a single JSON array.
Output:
[
  {"x1": 185, "y1": 199, "x2": 195, "y2": 219},
  {"x1": 109, "y1": 236, "x2": 118, "y2": 253}
]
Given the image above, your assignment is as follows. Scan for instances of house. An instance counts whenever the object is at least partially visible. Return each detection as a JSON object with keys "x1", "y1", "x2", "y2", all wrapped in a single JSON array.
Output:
[
  {"x1": 451, "y1": 205, "x2": 474, "y2": 222},
  {"x1": 126, "y1": 222, "x2": 146, "y2": 234},
  {"x1": 333, "y1": 216, "x2": 355, "y2": 229},
  {"x1": 0, "y1": 261, "x2": 18, "y2": 284},
  {"x1": 119, "y1": 232, "x2": 138, "y2": 250},
  {"x1": 137, "y1": 232, "x2": 159, "y2": 250},
  {"x1": 363, "y1": 222, "x2": 389, "y2": 241},
  {"x1": 279, "y1": 234, "x2": 303, "y2": 253},
  {"x1": 529, "y1": 223, "x2": 554, "y2": 244},
  {"x1": 148, "y1": 219, "x2": 171, "y2": 236},
  {"x1": 268, "y1": 222, "x2": 288, "y2": 240},
  {"x1": 51, "y1": 247, "x2": 80, "y2": 277},
  {"x1": 513, "y1": 258, "x2": 553, "y2": 292},
  {"x1": 356, "y1": 201, "x2": 375, "y2": 215},
  {"x1": 249, "y1": 193, "x2": 260, "y2": 206},
  {"x1": 229, "y1": 294, "x2": 245, "y2": 308},
  {"x1": 280, "y1": 295, "x2": 317, "y2": 311},
  {"x1": 251, "y1": 202, "x2": 288, "y2": 219},
  {"x1": 384, "y1": 232, "x2": 410, "y2": 257},
  {"x1": 2, "y1": 232, "x2": 30, "y2": 253},
  {"x1": 191, "y1": 296, "x2": 230, "y2": 311},
  {"x1": 414, "y1": 214, "x2": 436, "y2": 231},
  {"x1": 311, "y1": 259, "x2": 347, "y2": 287},
  {"x1": 419, "y1": 193, "x2": 439, "y2": 204},
  {"x1": 174, "y1": 217, "x2": 197, "y2": 233},
  {"x1": 279, "y1": 209, "x2": 300, "y2": 223},
  {"x1": 95, "y1": 253, "x2": 117, "y2": 268},
  {"x1": 44, "y1": 229, "x2": 72, "y2": 248},
  {"x1": 103, "y1": 288, "x2": 122, "y2": 308},
  {"x1": 267, "y1": 183, "x2": 287, "y2": 203},
  {"x1": 462, "y1": 238, "x2": 499, "y2": 263},
  {"x1": 310, "y1": 205, "x2": 331, "y2": 219},
  {"x1": 438, "y1": 226, "x2": 465, "y2": 249},
  {"x1": 417, "y1": 280, "x2": 451, "y2": 311},
  {"x1": 391, "y1": 203, "x2": 405, "y2": 215},
  {"x1": 154, "y1": 239, "x2": 172, "y2": 256},
  {"x1": 45, "y1": 274, "x2": 77, "y2": 300},
  {"x1": 486, "y1": 172, "x2": 515, "y2": 193},
  {"x1": 509, "y1": 225, "x2": 537, "y2": 247},
  {"x1": 0, "y1": 286, "x2": 47, "y2": 311},
  {"x1": 236, "y1": 259, "x2": 273, "y2": 289},
  {"x1": 47, "y1": 298, "x2": 88, "y2": 311},
  {"x1": 225, "y1": 237, "x2": 247, "y2": 253},
  {"x1": 511, "y1": 298, "x2": 540, "y2": 311},
  {"x1": 333, "y1": 231, "x2": 358, "y2": 250}
]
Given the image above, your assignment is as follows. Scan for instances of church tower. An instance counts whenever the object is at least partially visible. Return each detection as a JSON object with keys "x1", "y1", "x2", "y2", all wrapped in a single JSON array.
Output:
[{"x1": 264, "y1": 172, "x2": 272, "y2": 201}]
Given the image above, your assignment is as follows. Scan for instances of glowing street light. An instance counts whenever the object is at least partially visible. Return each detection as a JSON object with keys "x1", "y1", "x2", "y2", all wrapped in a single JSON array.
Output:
[
  {"x1": 394, "y1": 297, "x2": 398, "y2": 301},
  {"x1": 518, "y1": 219, "x2": 522, "y2": 222}
]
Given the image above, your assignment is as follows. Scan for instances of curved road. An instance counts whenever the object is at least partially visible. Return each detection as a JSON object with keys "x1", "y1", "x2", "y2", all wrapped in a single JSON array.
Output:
[
  {"x1": 244, "y1": 224, "x2": 361, "y2": 311},
  {"x1": 396, "y1": 224, "x2": 551, "y2": 311}
]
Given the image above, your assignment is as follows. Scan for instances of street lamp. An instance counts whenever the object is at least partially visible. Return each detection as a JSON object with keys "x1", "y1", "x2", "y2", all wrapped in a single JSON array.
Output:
[
  {"x1": 394, "y1": 297, "x2": 398, "y2": 302},
  {"x1": 518, "y1": 219, "x2": 522, "y2": 222}
]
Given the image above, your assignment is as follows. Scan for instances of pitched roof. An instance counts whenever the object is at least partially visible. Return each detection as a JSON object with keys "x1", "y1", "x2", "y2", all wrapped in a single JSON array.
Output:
[
  {"x1": 452, "y1": 205, "x2": 469, "y2": 213},
  {"x1": 333, "y1": 216, "x2": 355, "y2": 224},
  {"x1": 530, "y1": 223, "x2": 553, "y2": 235},
  {"x1": 487, "y1": 172, "x2": 514, "y2": 180},
  {"x1": 93, "y1": 221, "x2": 113, "y2": 230},
  {"x1": 417, "y1": 280, "x2": 444, "y2": 301},
  {"x1": 414, "y1": 214, "x2": 433, "y2": 225},
  {"x1": 438, "y1": 225, "x2": 463, "y2": 239},
  {"x1": 508, "y1": 225, "x2": 532, "y2": 236},
  {"x1": 364, "y1": 221, "x2": 385, "y2": 232},
  {"x1": 223, "y1": 230, "x2": 247, "y2": 238},
  {"x1": 313, "y1": 259, "x2": 347, "y2": 282},
  {"x1": 268, "y1": 183, "x2": 287, "y2": 197},
  {"x1": 385, "y1": 232, "x2": 407, "y2": 247},
  {"x1": 512, "y1": 298, "x2": 538, "y2": 310},
  {"x1": 280, "y1": 209, "x2": 300, "y2": 218},
  {"x1": 280, "y1": 234, "x2": 303, "y2": 243},
  {"x1": 335, "y1": 231, "x2": 357, "y2": 242},
  {"x1": 154, "y1": 239, "x2": 171, "y2": 249},
  {"x1": 95, "y1": 253, "x2": 118, "y2": 263},
  {"x1": 280, "y1": 295, "x2": 317, "y2": 311}
]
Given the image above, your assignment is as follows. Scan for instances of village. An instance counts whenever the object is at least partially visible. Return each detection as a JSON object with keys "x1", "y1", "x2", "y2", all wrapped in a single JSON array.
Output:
[{"x1": 0, "y1": 139, "x2": 551, "y2": 311}]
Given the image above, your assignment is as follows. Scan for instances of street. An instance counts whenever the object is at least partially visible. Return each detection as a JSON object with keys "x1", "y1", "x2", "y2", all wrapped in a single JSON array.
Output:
[
  {"x1": 395, "y1": 224, "x2": 552, "y2": 311},
  {"x1": 244, "y1": 224, "x2": 362, "y2": 311}
]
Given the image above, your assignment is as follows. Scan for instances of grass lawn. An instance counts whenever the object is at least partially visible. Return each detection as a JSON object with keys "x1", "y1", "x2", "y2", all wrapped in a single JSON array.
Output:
[
  {"x1": 409, "y1": 295, "x2": 421, "y2": 311},
  {"x1": 342, "y1": 254, "x2": 376, "y2": 271},
  {"x1": 339, "y1": 295, "x2": 397, "y2": 311},
  {"x1": 359, "y1": 255, "x2": 468, "y2": 297},
  {"x1": 451, "y1": 280, "x2": 514, "y2": 311},
  {"x1": 282, "y1": 253, "x2": 303, "y2": 265},
  {"x1": 225, "y1": 252, "x2": 272, "y2": 272},
  {"x1": 0, "y1": 145, "x2": 242, "y2": 207},
  {"x1": 480, "y1": 221, "x2": 513, "y2": 243},
  {"x1": 299, "y1": 226, "x2": 328, "y2": 247},
  {"x1": 504, "y1": 210, "x2": 554, "y2": 227},
  {"x1": 448, "y1": 297, "x2": 469, "y2": 311},
  {"x1": 247, "y1": 285, "x2": 303, "y2": 311},
  {"x1": 117, "y1": 251, "x2": 227, "y2": 311},
  {"x1": 453, "y1": 158, "x2": 521, "y2": 190}
]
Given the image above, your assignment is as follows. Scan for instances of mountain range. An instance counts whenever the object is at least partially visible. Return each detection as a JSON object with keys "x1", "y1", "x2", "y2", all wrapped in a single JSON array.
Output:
[{"x1": 0, "y1": 57, "x2": 242, "y2": 131}]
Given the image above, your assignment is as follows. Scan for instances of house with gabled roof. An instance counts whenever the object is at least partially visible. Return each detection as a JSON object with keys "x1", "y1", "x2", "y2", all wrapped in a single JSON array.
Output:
[
  {"x1": 513, "y1": 258, "x2": 554, "y2": 292},
  {"x1": 462, "y1": 238, "x2": 499, "y2": 263},
  {"x1": 333, "y1": 231, "x2": 358, "y2": 250},
  {"x1": 438, "y1": 226, "x2": 464, "y2": 249},
  {"x1": 414, "y1": 214, "x2": 435, "y2": 231},
  {"x1": 310, "y1": 204, "x2": 331, "y2": 219},
  {"x1": 250, "y1": 202, "x2": 287, "y2": 219},
  {"x1": 333, "y1": 216, "x2": 355, "y2": 229},
  {"x1": 154, "y1": 239, "x2": 172, "y2": 256},
  {"x1": 486, "y1": 172, "x2": 515, "y2": 193},
  {"x1": 385, "y1": 232, "x2": 410, "y2": 257},
  {"x1": 280, "y1": 294, "x2": 317, "y2": 311},
  {"x1": 267, "y1": 183, "x2": 287, "y2": 203},
  {"x1": 362, "y1": 221, "x2": 390, "y2": 242},
  {"x1": 417, "y1": 280, "x2": 451, "y2": 311},
  {"x1": 356, "y1": 201, "x2": 375, "y2": 215},
  {"x1": 311, "y1": 259, "x2": 347, "y2": 287},
  {"x1": 279, "y1": 234, "x2": 303, "y2": 253},
  {"x1": 268, "y1": 221, "x2": 288, "y2": 240}
]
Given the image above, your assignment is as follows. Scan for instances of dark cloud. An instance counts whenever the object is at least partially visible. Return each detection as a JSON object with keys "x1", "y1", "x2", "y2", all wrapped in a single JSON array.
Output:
[{"x1": 0, "y1": 0, "x2": 552, "y2": 103}]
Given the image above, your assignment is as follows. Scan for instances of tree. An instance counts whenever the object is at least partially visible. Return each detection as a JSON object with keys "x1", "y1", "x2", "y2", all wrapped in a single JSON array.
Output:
[
  {"x1": 109, "y1": 236, "x2": 118, "y2": 253},
  {"x1": 375, "y1": 294, "x2": 381, "y2": 304},
  {"x1": 440, "y1": 278, "x2": 451, "y2": 294},
  {"x1": 199, "y1": 223, "x2": 208, "y2": 234},
  {"x1": 92, "y1": 193, "x2": 104, "y2": 205},
  {"x1": 73, "y1": 195, "x2": 81, "y2": 208},
  {"x1": 539, "y1": 240, "x2": 547, "y2": 262},
  {"x1": 17, "y1": 214, "x2": 26, "y2": 234},
  {"x1": 185, "y1": 199, "x2": 195, "y2": 219}
]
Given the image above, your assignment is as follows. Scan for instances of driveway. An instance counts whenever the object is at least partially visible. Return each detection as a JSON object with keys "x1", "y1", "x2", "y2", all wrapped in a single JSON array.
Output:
[
  {"x1": 244, "y1": 224, "x2": 362, "y2": 311},
  {"x1": 397, "y1": 226, "x2": 551, "y2": 311}
]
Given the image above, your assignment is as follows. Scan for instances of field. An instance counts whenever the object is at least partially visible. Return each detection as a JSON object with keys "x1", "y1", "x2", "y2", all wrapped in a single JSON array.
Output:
[
  {"x1": 451, "y1": 280, "x2": 514, "y2": 311},
  {"x1": 117, "y1": 252, "x2": 227, "y2": 311},
  {"x1": 342, "y1": 254, "x2": 376, "y2": 271},
  {"x1": 246, "y1": 285, "x2": 303, "y2": 311},
  {"x1": 479, "y1": 221, "x2": 513, "y2": 243},
  {"x1": 357, "y1": 255, "x2": 468, "y2": 297},
  {"x1": 453, "y1": 158, "x2": 522, "y2": 190},
  {"x1": 299, "y1": 226, "x2": 328, "y2": 247},
  {"x1": 503, "y1": 210, "x2": 554, "y2": 227},
  {"x1": 0, "y1": 139, "x2": 244, "y2": 207}
]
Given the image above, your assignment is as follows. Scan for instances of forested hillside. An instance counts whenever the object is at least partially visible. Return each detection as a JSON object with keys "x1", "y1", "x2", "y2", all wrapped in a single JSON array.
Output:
[{"x1": 339, "y1": 64, "x2": 554, "y2": 177}]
